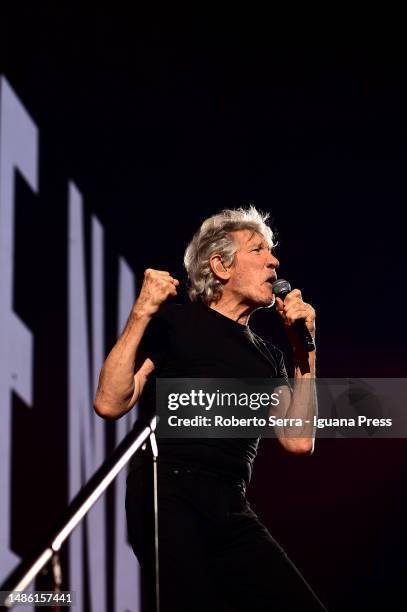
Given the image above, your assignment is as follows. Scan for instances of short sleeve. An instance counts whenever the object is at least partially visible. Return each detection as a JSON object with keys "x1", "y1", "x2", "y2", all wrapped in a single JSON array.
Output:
[
  {"x1": 274, "y1": 346, "x2": 290, "y2": 387},
  {"x1": 257, "y1": 336, "x2": 290, "y2": 387},
  {"x1": 138, "y1": 308, "x2": 171, "y2": 370}
]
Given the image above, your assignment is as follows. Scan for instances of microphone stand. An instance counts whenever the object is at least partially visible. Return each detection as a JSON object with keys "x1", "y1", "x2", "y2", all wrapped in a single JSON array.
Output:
[{"x1": 0, "y1": 415, "x2": 159, "y2": 611}]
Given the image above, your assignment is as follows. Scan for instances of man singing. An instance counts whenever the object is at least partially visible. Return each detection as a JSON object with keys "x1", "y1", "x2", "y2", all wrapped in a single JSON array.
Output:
[{"x1": 94, "y1": 206, "x2": 327, "y2": 611}]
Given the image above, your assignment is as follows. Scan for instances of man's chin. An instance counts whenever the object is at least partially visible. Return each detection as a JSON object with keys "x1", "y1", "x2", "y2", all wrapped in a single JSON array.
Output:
[
  {"x1": 264, "y1": 295, "x2": 275, "y2": 309},
  {"x1": 254, "y1": 295, "x2": 275, "y2": 309}
]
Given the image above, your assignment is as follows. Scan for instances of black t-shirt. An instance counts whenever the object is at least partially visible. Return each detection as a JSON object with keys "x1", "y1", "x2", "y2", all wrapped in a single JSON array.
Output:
[{"x1": 134, "y1": 301, "x2": 289, "y2": 483}]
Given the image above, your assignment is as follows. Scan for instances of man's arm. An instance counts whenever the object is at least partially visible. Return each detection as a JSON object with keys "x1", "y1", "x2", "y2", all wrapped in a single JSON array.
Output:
[
  {"x1": 93, "y1": 268, "x2": 178, "y2": 420},
  {"x1": 272, "y1": 289, "x2": 317, "y2": 454}
]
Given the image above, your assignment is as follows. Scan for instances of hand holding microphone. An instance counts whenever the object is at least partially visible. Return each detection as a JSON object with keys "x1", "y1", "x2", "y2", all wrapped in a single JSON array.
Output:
[{"x1": 272, "y1": 279, "x2": 316, "y2": 352}]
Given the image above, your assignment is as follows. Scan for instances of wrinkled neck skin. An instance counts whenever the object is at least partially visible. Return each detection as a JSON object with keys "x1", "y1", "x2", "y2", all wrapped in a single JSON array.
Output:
[{"x1": 209, "y1": 291, "x2": 258, "y2": 326}]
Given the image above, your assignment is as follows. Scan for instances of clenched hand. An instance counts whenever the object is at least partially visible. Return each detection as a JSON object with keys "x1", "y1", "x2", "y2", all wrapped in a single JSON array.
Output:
[{"x1": 134, "y1": 268, "x2": 179, "y2": 318}]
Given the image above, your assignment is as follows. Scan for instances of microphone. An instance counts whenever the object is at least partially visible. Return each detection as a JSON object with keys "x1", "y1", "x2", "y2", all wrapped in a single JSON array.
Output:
[{"x1": 272, "y1": 279, "x2": 316, "y2": 352}]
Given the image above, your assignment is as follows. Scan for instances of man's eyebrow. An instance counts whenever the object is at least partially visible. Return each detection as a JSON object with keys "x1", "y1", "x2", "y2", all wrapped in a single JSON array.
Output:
[
  {"x1": 250, "y1": 240, "x2": 272, "y2": 249},
  {"x1": 245, "y1": 232, "x2": 275, "y2": 250}
]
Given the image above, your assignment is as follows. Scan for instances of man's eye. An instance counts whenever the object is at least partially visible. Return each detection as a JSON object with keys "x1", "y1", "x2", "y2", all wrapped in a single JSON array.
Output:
[{"x1": 252, "y1": 247, "x2": 261, "y2": 252}]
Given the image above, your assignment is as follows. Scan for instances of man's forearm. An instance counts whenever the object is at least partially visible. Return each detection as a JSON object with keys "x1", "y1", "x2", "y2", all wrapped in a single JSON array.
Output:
[
  {"x1": 94, "y1": 308, "x2": 152, "y2": 418},
  {"x1": 289, "y1": 348, "x2": 316, "y2": 415},
  {"x1": 280, "y1": 348, "x2": 317, "y2": 453},
  {"x1": 94, "y1": 268, "x2": 179, "y2": 419}
]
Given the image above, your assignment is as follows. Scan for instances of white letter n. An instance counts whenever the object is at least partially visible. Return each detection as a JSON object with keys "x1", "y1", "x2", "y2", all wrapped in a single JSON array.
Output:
[{"x1": 68, "y1": 181, "x2": 106, "y2": 612}]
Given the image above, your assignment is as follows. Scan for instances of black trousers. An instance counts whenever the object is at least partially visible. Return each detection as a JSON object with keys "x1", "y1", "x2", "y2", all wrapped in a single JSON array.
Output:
[{"x1": 125, "y1": 461, "x2": 328, "y2": 612}]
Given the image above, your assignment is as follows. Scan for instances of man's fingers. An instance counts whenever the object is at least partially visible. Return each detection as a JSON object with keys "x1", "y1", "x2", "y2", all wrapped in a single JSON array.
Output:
[
  {"x1": 284, "y1": 289, "x2": 302, "y2": 305},
  {"x1": 285, "y1": 310, "x2": 308, "y2": 324},
  {"x1": 144, "y1": 268, "x2": 172, "y2": 277},
  {"x1": 284, "y1": 303, "x2": 306, "y2": 315},
  {"x1": 275, "y1": 296, "x2": 284, "y2": 310},
  {"x1": 161, "y1": 276, "x2": 179, "y2": 287},
  {"x1": 144, "y1": 268, "x2": 179, "y2": 282},
  {"x1": 284, "y1": 305, "x2": 315, "y2": 325}
]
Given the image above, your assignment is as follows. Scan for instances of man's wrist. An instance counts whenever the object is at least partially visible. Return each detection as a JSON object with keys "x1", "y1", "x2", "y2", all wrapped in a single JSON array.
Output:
[
  {"x1": 131, "y1": 303, "x2": 156, "y2": 320},
  {"x1": 293, "y1": 348, "x2": 316, "y2": 377}
]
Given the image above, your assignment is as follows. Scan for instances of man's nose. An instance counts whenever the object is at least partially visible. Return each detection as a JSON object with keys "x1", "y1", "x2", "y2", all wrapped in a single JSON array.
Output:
[{"x1": 266, "y1": 253, "x2": 279, "y2": 269}]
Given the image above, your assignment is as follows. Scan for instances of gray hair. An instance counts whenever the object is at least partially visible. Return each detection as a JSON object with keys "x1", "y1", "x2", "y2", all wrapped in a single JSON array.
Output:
[{"x1": 184, "y1": 206, "x2": 276, "y2": 304}]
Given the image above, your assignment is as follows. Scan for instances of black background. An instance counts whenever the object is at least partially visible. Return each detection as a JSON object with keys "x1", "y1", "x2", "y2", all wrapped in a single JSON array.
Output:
[{"x1": 1, "y1": 7, "x2": 406, "y2": 611}]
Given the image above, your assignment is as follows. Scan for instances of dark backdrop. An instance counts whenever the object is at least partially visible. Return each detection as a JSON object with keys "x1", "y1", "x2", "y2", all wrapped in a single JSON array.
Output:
[{"x1": 1, "y1": 8, "x2": 406, "y2": 611}]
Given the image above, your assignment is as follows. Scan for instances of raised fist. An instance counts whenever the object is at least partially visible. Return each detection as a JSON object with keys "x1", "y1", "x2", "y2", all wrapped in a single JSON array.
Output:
[{"x1": 134, "y1": 268, "x2": 179, "y2": 317}]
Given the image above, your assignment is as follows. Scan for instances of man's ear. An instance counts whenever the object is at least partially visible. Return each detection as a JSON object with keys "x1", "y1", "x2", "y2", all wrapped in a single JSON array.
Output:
[{"x1": 209, "y1": 254, "x2": 230, "y2": 280}]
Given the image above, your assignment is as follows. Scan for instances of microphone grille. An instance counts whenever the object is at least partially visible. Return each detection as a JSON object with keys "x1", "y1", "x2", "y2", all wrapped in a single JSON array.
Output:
[{"x1": 272, "y1": 278, "x2": 291, "y2": 299}]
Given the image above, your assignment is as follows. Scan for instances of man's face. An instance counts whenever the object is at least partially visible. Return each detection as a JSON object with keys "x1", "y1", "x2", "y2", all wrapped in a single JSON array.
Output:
[{"x1": 225, "y1": 230, "x2": 279, "y2": 309}]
